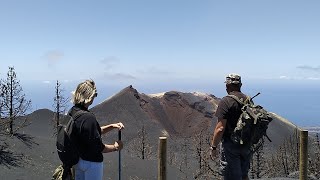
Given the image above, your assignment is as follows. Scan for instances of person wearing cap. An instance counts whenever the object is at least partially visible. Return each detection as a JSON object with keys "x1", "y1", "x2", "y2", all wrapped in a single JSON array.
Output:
[
  {"x1": 210, "y1": 73, "x2": 252, "y2": 180},
  {"x1": 69, "y1": 79, "x2": 124, "y2": 180}
]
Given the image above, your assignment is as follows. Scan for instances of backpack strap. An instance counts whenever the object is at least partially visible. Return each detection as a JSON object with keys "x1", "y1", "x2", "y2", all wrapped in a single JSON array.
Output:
[
  {"x1": 227, "y1": 95, "x2": 248, "y2": 105},
  {"x1": 71, "y1": 110, "x2": 86, "y2": 120},
  {"x1": 228, "y1": 94, "x2": 257, "y2": 116},
  {"x1": 70, "y1": 110, "x2": 87, "y2": 134}
]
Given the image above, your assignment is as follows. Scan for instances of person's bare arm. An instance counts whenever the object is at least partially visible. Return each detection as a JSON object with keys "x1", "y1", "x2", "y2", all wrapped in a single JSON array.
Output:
[
  {"x1": 210, "y1": 118, "x2": 226, "y2": 159},
  {"x1": 211, "y1": 118, "x2": 227, "y2": 147},
  {"x1": 102, "y1": 141, "x2": 123, "y2": 153},
  {"x1": 101, "y1": 122, "x2": 124, "y2": 134}
]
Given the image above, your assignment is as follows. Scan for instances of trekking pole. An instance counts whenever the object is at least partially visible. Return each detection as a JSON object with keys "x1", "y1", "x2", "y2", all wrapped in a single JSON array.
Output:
[
  {"x1": 118, "y1": 130, "x2": 121, "y2": 180},
  {"x1": 251, "y1": 92, "x2": 261, "y2": 100}
]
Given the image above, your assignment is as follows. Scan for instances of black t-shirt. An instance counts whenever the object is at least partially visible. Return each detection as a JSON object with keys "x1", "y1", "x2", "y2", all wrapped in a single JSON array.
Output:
[
  {"x1": 68, "y1": 105, "x2": 105, "y2": 162},
  {"x1": 215, "y1": 91, "x2": 248, "y2": 140}
]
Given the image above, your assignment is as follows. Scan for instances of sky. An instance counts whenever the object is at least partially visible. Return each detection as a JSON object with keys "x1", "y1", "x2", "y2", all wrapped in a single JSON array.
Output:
[{"x1": 0, "y1": 0, "x2": 320, "y2": 126}]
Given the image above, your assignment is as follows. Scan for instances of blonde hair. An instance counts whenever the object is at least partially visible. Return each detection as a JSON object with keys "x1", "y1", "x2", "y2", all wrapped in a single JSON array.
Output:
[{"x1": 71, "y1": 79, "x2": 97, "y2": 105}]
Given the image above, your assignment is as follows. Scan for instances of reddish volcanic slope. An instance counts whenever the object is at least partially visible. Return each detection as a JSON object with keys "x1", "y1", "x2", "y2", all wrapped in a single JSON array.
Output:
[{"x1": 91, "y1": 85, "x2": 221, "y2": 138}]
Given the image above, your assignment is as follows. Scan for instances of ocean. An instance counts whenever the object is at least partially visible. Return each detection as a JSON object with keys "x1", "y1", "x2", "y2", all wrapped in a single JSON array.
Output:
[{"x1": 244, "y1": 80, "x2": 320, "y2": 128}]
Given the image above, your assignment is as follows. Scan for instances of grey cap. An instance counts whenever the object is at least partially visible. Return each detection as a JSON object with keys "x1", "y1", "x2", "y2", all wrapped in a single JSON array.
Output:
[{"x1": 224, "y1": 73, "x2": 241, "y2": 84}]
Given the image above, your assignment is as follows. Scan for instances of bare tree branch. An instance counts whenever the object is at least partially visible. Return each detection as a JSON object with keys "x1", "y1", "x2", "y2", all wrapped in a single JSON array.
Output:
[{"x1": 52, "y1": 80, "x2": 70, "y2": 136}]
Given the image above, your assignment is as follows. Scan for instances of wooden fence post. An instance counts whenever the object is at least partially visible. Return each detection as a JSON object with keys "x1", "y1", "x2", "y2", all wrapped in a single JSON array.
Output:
[
  {"x1": 299, "y1": 130, "x2": 308, "y2": 180},
  {"x1": 158, "y1": 137, "x2": 167, "y2": 180}
]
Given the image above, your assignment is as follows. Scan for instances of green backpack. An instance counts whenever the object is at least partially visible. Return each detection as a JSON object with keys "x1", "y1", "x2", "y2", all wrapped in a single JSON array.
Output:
[
  {"x1": 52, "y1": 165, "x2": 74, "y2": 180},
  {"x1": 227, "y1": 93, "x2": 273, "y2": 147}
]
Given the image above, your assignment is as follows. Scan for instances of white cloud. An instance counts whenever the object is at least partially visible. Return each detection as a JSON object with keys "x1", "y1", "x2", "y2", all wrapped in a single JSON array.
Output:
[
  {"x1": 113, "y1": 73, "x2": 136, "y2": 80},
  {"x1": 98, "y1": 72, "x2": 137, "y2": 80},
  {"x1": 43, "y1": 50, "x2": 64, "y2": 68},
  {"x1": 277, "y1": 76, "x2": 320, "y2": 81},
  {"x1": 42, "y1": 81, "x2": 51, "y2": 84},
  {"x1": 138, "y1": 66, "x2": 173, "y2": 75},
  {"x1": 297, "y1": 65, "x2": 320, "y2": 72},
  {"x1": 307, "y1": 77, "x2": 320, "y2": 80},
  {"x1": 279, "y1": 76, "x2": 290, "y2": 79},
  {"x1": 95, "y1": 56, "x2": 136, "y2": 81},
  {"x1": 63, "y1": 80, "x2": 71, "y2": 83},
  {"x1": 100, "y1": 56, "x2": 120, "y2": 70}
]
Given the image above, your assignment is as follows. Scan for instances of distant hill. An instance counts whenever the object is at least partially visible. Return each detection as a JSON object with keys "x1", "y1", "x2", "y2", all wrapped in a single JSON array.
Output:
[{"x1": 0, "y1": 85, "x2": 302, "y2": 179}]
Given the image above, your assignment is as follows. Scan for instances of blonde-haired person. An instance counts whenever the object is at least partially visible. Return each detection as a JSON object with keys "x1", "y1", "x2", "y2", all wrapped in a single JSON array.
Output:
[{"x1": 68, "y1": 79, "x2": 124, "y2": 180}]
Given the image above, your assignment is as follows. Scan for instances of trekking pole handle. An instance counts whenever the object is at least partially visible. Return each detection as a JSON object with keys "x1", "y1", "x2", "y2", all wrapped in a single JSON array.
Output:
[{"x1": 251, "y1": 92, "x2": 261, "y2": 100}]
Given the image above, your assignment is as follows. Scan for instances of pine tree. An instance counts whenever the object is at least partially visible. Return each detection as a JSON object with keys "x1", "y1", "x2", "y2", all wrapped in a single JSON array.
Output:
[
  {"x1": 137, "y1": 124, "x2": 152, "y2": 160},
  {"x1": 53, "y1": 80, "x2": 69, "y2": 134},
  {"x1": 0, "y1": 85, "x2": 6, "y2": 136},
  {"x1": 128, "y1": 124, "x2": 153, "y2": 160},
  {"x1": 0, "y1": 67, "x2": 31, "y2": 135}
]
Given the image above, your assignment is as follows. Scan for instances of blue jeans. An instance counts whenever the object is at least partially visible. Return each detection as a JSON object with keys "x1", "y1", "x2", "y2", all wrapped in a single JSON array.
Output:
[
  {"x1": 220, "y1": 139, "x2": 252, "y2": 180},
  {"x1": 75, "y1": 158, "x2": 103, "y2": 180}
]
